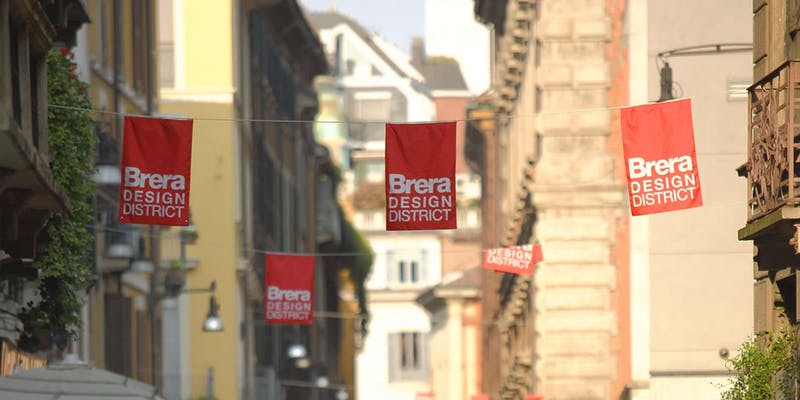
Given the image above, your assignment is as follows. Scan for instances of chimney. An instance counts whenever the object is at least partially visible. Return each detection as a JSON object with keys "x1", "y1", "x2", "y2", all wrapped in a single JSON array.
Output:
[{"x1": 411, "y1": 37, "x2": 425, "y2": 69}]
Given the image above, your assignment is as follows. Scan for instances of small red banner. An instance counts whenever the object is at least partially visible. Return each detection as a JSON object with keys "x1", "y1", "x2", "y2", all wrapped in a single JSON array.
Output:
[
  {"x1": 385, "y1": 122, "x2": 457, "y2": 231},
  {"x1": 415, "y1": 392, "x2": 435, "y2": 400},
  {"x1": 525, "y1": 396, "x2": 544, "y2": 400},
  {"x1": 471, "y1": 395, "x2": 489, "y2": 400},
  {"x1": 118, "y1": 116, "x2": 193, "y2": 226},
  {"x1": 264, "y1": 254, "x2": 315, "y2": 325},
  {"x1": 621, "y1": 98, "x2": 702, "y2": 215},
  {"x1": 483, "y1": 244, "x2": 542, "y2": 275}
]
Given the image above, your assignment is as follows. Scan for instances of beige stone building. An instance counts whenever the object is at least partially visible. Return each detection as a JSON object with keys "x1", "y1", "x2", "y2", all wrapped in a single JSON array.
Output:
[
  {"x1": 468, "y1": 0, "x2": 754, "y2": 399},
  {"x1": 741, "y1": 0, "x2": 800, "y2": 341},
  {"x1": 469, "y1": 0, "x2": 631, "y2": 398}
]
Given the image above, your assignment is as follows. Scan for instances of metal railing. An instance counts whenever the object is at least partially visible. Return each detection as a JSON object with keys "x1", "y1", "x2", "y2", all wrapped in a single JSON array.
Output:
[{"x1": 746, "y1": 60, "x2": 800, "y2": 221}]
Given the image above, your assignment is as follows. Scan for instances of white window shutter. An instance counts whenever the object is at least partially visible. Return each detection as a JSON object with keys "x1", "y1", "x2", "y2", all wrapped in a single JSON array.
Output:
[{"x1": 387, "y1": 332, "x2": 398, "y2": 382}]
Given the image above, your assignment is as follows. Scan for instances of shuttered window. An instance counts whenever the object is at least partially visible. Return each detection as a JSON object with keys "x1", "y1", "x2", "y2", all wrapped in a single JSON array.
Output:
[
  {"x1": 385, "y1": 249, "x2": 428, "y2": 288},
  {"x1": 387, "y1": 332, "x2": 428, "y2": 382}
]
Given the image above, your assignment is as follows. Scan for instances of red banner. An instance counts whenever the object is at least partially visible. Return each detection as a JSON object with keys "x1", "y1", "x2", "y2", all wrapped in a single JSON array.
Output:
[
  {"x1": 621, "y1": 98, "x2": 702, "y2": 215},
  {"x1": 385, "y1": 122, "x2": 456, "y2": 231},
  {"x1": 415, "y1": 393, "x2": 435, "y2": 400},
  {"x1": 118, "y1": 116, "x2": 193, "y2": 226},
  {"x1": 265, "y1": 254, "x2": 315, "y2": 325},
  {"x1": 483, "y1": 244, "x2": 542, "y2": 275}
]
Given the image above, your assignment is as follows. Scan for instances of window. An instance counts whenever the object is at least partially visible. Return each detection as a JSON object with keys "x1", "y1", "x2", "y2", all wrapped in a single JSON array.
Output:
[
  {"x1": 132, "y1": 0, "x2": 147, "y2": 93},
  {"x1": 353, "y1": 97, "x2": 391, "y2": 122},
  {"x1": 354, "y1": 159, "x2": 384, "y2": 184},
  {"x1": 10, "y1": 26, "x2": 21, "y2": 125},
  {"x1": 353, "y1": 92, "x2": 391, "y2": 141},
  {"x1": 388, "y1": 332, "x2": 428, "y2": 382},
  {"x1": 98, "y1": 0, "x2": 108, "y2": 68},
  {"x1": 398, "y1": 261, "x2": 419, "y2": 283},
  {"x1": 456, "y1": 177, "x2": 466, "y2": 195},
  {"x1": 386, "y1": 249, "x2": 427, "y2": 287},
  {"x1": 727, "y1": 80, "x2": 749, "y2": 101},
  {"x1": 3, "y1": 279, "x2": 21, "y2": 303},
  {"x1": 158, "y1": 0, "x2": 175, "y2": 88}
]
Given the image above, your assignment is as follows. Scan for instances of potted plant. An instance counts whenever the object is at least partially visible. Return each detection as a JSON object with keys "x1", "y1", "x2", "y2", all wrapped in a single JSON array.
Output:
[{"x1": 163, "y1": 259, "x2": 185, "y2": 297}]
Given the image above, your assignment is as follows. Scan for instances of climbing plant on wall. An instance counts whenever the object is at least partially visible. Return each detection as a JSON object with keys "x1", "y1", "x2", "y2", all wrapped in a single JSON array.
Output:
[{"x1": 18, "y1": 49, "x2": 96, "y2": 347}]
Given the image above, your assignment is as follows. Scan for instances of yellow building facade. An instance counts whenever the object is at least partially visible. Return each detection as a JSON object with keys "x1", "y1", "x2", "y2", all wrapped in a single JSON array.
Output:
[
  {"x1": 158, "y1": 0, "x2": 241, "y2": 399},
  {"x1": 81, "y1": 0, "x2": 162, "y2": 385}
]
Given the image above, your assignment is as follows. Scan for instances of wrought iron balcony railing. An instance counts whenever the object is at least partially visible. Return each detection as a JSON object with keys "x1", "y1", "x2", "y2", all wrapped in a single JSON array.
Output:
[{"x1": 745, "y1": 60, "x2": 800, "y2": 222}]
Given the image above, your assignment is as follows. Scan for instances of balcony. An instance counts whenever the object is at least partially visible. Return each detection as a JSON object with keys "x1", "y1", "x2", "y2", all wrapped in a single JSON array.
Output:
[{"x1": 739, "y1": 60, "x2": 800, "y2": 269}]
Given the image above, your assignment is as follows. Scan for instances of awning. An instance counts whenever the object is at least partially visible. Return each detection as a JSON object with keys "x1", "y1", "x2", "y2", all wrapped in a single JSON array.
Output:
[{"x1": 0, "y1": 354, "x2": 165, "y2": 399}]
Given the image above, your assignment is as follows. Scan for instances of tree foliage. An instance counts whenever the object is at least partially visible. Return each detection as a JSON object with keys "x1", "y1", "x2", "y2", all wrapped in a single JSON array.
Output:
[
  {"x1": 721, "y1": 327, "x2": 798, "y2": 400},
  {"x1": 18, "y1": 49, "x2": 96, "y2": 343}
]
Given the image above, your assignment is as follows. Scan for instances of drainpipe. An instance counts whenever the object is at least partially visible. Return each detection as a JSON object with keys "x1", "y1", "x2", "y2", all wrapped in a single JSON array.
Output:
[
  {"x1": 143, "y1": 0, "x2": 160, "y2": 389},
  {"x1": 145, "y1": 0, "x2": 153, "y2": 115},
  {"x1": 113, "y1": 0, "x2": 120, "y2": 133}
]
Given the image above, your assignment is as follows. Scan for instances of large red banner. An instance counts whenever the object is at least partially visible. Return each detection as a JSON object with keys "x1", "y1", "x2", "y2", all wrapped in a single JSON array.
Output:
[
  {"x1": 483, "y1": 244, "x2": 542, "y2": 275},
  {"x1": 264, "y1": 254, "x2": 315, "y2": 325},
  {"x1": 385, "y1": 122, "x2": 456, "y2": 231},
  {"x1": 118, "y1": 116, "x2": 193, "y2": 226},
  {"x1": 621, "y1": 98, "x2": 702, "y2": 215}
]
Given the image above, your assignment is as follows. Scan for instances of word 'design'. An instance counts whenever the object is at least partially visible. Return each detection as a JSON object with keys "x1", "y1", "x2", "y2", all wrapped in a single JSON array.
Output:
[
  {"x1": 118, "y1": 116, "x2": 193, "y2": 226},
  {"x1": 483, "y1": 244, "x2": 542, "y2": 275},
  {"x1": 264, "y1": 254, "x2": 315, "y2": 325},
  {"x1": 385, "y1": 122, "x2": 456, "y2": 231},
  {"x1": 621, "y1": 98, "x2": 702, "y2": 215}
]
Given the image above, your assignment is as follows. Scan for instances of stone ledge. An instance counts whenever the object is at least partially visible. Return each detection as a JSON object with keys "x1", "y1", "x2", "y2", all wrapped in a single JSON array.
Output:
[
  {"x1": 540, "y1": 355, "x2": 617, "y2": 379},
  {"x1": 574, "y1": 18, "x2": 611, "y2": 40},
  {"x1": 535, "y1": 264, "x2": 617, "y2": 289},
  {"x1": 538, "y1": 310, "x2": 616, "y2": 333},
  {"x1": 539, "y1": 332, "x2": 611, "y2": 356},
  {"x1": 541, "y1": 286, "x2": 611, "y2": 310},
  {"x1": 540, "y1": 379, "x2": 608, "y2": 399}
]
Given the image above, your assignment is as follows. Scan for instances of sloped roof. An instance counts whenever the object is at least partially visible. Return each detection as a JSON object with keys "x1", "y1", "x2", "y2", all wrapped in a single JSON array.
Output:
[
  {"x1": 0, "y1": 355, "x2": 164, "y2": 399},
  {"x1": 420, "y1": 56, "x2": 469, "y2": 92},
  {"x1": 440, "y1": 265, "x2": 482, "y2": 290},
  {"x1": 307, "y1": 11, "x2": 423, "y2": 82}
]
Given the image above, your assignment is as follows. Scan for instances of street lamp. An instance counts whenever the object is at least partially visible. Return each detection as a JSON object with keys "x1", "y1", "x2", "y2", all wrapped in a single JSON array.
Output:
[
  {"x1": 287, "y1": 343, "x2": 307, "y2": 359},
  {"x1": 183, "y1": 280, "x2": 223, "y2": 333},
  {"x1": 202, "y1": 294, "x2": 223, "y2": 332},
  {"x1": 335, "y1": 389, "x2": 349, "y2": 400}
]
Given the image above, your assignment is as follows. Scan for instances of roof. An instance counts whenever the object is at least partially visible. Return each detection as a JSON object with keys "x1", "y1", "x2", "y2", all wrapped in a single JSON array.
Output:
[
  {"x1": 0, "y1": 355, "x2": 164, "y2": 399},
  {"x1": 440, "y1": 265, "x2": 482, "y2": 290},
  {"x1": 307, "y1": 11, "x2": 425, "y2": 82},
  {"x1": 420, "y1": 57, "x2": 469, "y2": 92},
  {"x1": 416, "y1": 266, "x2": 482, "y2": 311}
]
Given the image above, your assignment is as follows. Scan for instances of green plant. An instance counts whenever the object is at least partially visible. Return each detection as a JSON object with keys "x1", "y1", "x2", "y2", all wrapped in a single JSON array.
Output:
[
  {"x1": 720, "y1": 327, "x2": 799, "y2": 400},
  {"x1": 18, "y1": 49, "x2": 96, "y2": 344},
  {"x1": 352, "y1": 181, "x2": 385, "y2": 210},
  {"x1": 339, "y1": 214, "x2": 372, "y2": 334}
]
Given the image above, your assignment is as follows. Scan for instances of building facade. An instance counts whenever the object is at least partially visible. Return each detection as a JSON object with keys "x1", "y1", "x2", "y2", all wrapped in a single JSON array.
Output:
[
  {"x1": 740, "y1": 0, "x2": 800, "y2": 355},
  {"x1": 79, "y1": 0, "x2": 162, "y2": 385},
  {"x1": 642, "y1": 1, "x2": 753, "y2": 398},
  {"x1": 417, "y1": 266, "x2": 482, "y2": 400},
  {"x1": 423, "y1": 0, "x2": 491, "y2": 95},
  {"x1": 158, "y1": 1, "x2": 334, "y2": 399},
  {"x1": 471, "y1": 0, "x2": 631, "y2": 398},
  {"x1": 0, "y1": 0, "x2": 89, "y2": 368},
  {"x1": 309, "y1": 10, "x2": 482, "y2": 400},
  {"x1": 470, "y1": 1, "x2": 757, "y2": 399}
]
